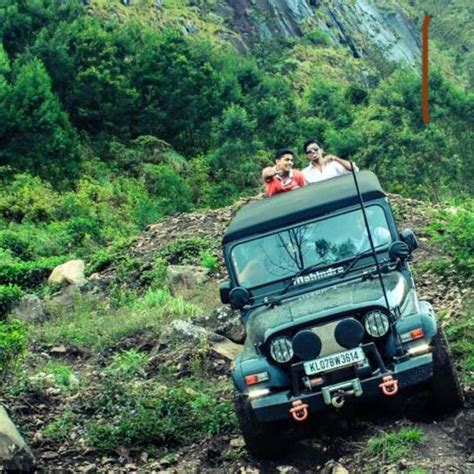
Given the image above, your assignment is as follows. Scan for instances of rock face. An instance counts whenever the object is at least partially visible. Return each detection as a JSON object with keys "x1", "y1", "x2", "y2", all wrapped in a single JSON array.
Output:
[
  {"x1": 11, "y1": 294, "x2": 45, "y2": 322},
  {"x1": 167, "y1": 265, "x2": 210, "y2": 289},
  {"x1": 48, "y1": 259, "x2": 86, "y2": 286},
  {"x1": 0, "y1": 405, "x2": 35, "y2": 471},
  {"x1": 214, "y1": 0, "x2": 421, "y2": 64}
]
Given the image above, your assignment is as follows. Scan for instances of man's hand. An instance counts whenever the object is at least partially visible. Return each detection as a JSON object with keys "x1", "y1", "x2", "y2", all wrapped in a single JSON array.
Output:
[
  {"x1": 325, "y1": 155, "x2": 356, "y2": 171},
  {"x1": 262, "y1": 166, "x2": 276, "y2": 181}
]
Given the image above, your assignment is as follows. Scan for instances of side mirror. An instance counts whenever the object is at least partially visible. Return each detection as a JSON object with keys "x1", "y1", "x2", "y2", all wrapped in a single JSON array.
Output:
[
  {"x1": 400, "y1": 229, "x2": 418, "y2": 252},
  {"x1": 229, "y1": 287, "x2": 250, "y2": 309},
  {"x1": 219, "y1": 281, "x2": 231, "y2": 304},
  {"x1": 388, "y1": 241, "x2": 411, "y2": 261}
]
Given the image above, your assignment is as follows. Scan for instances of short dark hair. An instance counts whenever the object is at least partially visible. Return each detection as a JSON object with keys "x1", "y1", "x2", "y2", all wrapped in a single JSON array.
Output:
[
  {"x1": 274, "y1": 148, "x2": 294, "y2": 161},
  {"x1": 303, "y1": 138, "x2": 322, "y2": 153}
]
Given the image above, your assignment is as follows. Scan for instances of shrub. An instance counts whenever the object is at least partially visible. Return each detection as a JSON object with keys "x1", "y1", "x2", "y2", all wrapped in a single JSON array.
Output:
[
  {"x1": 65, "y1": 216, "x2": 102, "y2": 245},
  {"x1": 0, "y1": 230, "x2": 32, "y2": 260},
  {"x1": 425, "y1": 201, "x2": 474, "y2": 278},
  {"x1": 160, "y1": 237, "x2": 216, "y2": 265},
  {"x1": 42, "y1": 411, "x2": 77, "y2": 442},
  {"x1": 106, "y1": 349, "x2": 148, "y2": 379},
  {"x1": 0, "y1": 173, "x2": 59, "y2": 223},
  {"x1": 142, "y1": 164, "x2": 192, "y2": 216},
  {"x1": 0, "y1": 318, "x2": 28, "y2": 379},
  {"x1": 0, "y1": 284, "x2": 24, "y2": 317},
  {"x1": 141, "y1": 258, "x2": 168, "y2": 290},
  {"x1": 200, "y1": 251, "x2": 219, "y2": 273},
  {"x1": 0, "y1": 256, "x2": 66, "y2": 289},
  {"x1": 87, "y1": 238, "x2": 131, "y2": 275},
  {"x1": 48, "y1": 362, "x2": 78, "y2": 390}
]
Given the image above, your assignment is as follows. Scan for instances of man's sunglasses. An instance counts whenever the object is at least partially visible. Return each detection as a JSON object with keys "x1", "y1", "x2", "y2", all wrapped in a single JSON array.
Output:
[{"x1": 306, "y1": 146, "x2": 320, "y2": 154}]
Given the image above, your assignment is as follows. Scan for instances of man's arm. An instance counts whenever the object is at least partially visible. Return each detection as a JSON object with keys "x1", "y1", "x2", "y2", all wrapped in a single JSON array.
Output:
[
  {"x1": 295, "y1": 170, "x2": 307, "y2": 187},
  {"x1": 326, "y1": 155, "x2": 359, "y2": 172},
  {"x1": 262, "y1": 166, "x2": 276, "y2": 181}
]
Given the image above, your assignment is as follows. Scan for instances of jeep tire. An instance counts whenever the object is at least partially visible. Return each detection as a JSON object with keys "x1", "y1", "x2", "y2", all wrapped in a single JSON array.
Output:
[
  {"x1": 431, "y1": 328, "x2": 464, "y2": 415},
  {"x1": 234, "y1": 393, "x2": 289, "y2": 459}
]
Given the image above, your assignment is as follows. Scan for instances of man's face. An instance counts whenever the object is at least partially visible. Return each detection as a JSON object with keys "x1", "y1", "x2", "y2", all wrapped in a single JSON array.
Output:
[
  {"x1": 305, "y1": 142, "x2": 323, "y2": 162},
  {"x1": 276, "y1": 154, "x2": 294, "y2": 172}
]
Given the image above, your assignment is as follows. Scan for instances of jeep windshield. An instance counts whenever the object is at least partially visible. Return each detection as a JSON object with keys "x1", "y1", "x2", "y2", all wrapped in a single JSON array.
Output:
[{"x1": 231, "y1": 205, "x2": 391, "y2": 289}]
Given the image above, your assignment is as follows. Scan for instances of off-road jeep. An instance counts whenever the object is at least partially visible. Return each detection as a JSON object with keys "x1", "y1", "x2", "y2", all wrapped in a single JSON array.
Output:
[{"x1": 220, "y1": 171, "x2": 463, "y2": 458}]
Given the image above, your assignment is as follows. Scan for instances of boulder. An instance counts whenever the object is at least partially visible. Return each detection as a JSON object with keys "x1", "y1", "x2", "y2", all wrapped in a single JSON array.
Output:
[
  {"x1": 46, "y1": 284, "x2": 82, "y2": 312},
  {"x1": 48, "y1": 259, "x2": 86, "y2": 286},
  {"x1": 159, "y1": 320, "x2": 209, "y2": 347},
  {"x1": 167, "y1": 265, "x2": 209, "y2": 289},
  {"x1": 158, "y1": 320, "x2": 242, "y2": 361},
  {"x1": 11, "y1": 294, "x2": 45, "y2": 322},
  {"x1": 0, "y1": 405, "x2": 35, "y2": 471},
  {"x1": 196, "y1": 306, "x2": 246, "y2": 344}
]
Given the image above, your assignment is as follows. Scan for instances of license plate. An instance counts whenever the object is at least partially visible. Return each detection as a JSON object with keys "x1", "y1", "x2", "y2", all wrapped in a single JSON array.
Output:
[{"x1": 304, "y1": 347, "x2": 365, "y2": 375}]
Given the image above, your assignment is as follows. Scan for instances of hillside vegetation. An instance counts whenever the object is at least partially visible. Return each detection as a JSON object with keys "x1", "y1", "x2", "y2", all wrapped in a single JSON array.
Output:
[{"x1": 0, "y1": 1, "x2": 473, "y2": 471}]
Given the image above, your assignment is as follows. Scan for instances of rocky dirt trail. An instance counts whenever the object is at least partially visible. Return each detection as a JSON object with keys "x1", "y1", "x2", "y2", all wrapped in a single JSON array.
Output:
[
  {"x1": 129, "y1": 194, "x2": 473, "y2": 473},
  {"x1": 3, "y1": 193, "x2": 473, "y2": 473}
]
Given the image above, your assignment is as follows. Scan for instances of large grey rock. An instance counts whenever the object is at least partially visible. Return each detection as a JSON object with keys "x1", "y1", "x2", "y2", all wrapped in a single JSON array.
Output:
[
  {"x1": 48, "y1": 259, "x2": 86, "y2": 286},
  {"x1": 159, "y1": 320, "x2": 210, "y2": 347},
  {"x1": 0, "y1": 405, "x2": 35, "y2": 471},
  {"x1": 158, "y1": 320, "x2": 242, "y2": 361},
  {"x1": 196, "y1": 306, "x2": 246, "y2": 344},
  {"x1": 11, "y1": 294, "x2": 45, "y2": 322},
  {"x1": 167, "y1": 265, "x2": 209, "y2": 289}
]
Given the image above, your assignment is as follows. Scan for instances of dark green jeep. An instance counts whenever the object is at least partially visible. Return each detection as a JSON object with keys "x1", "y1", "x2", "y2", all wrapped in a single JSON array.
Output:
[{"x1": 220, "y1": 171, "x2": 463, "y2": 458}]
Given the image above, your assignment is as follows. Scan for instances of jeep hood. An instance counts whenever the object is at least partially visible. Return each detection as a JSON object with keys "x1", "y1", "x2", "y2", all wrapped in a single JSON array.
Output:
[{"x1": 246, "y1": 272, "x2": 409, "y2": 345}]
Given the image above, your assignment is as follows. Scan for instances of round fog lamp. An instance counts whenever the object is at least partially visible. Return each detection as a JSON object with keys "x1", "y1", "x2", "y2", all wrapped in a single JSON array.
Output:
[
  {"x1": 364, "y1": 310, "x2": 390, "y2": 338},
  {"x1": 270, "y1": 336, "x2": 294, "y2": 363}
]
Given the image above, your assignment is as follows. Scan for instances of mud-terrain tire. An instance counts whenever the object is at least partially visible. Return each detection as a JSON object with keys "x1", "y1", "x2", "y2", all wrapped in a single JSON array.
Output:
[
  {"x1": 234, "y1": 393, "x2": 289, "y2": 459},
  {"x1": 431, "y1": 329, "x2": 464, "y2": 415}
]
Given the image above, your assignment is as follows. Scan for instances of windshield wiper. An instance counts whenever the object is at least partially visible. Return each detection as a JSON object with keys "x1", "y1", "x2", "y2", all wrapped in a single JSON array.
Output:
[{"x1": 339, "y1": 247, "x2": 383, "y2": 279}]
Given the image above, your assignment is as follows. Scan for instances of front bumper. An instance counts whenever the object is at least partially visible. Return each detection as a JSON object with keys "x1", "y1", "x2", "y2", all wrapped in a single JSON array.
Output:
[{"x1": 250, "y1": 353, "x2": 433, "y2": 423}]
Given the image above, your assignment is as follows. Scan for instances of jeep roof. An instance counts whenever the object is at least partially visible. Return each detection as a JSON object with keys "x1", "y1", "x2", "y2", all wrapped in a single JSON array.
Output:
[{"x1": 223, "y1": 171, "x2": 386, "y2": 244}]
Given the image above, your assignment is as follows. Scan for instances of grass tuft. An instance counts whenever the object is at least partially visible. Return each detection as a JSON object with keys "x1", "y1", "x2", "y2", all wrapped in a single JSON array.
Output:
[{"x1": 368, "y1": 427, "x2": 424, "y2": 463}]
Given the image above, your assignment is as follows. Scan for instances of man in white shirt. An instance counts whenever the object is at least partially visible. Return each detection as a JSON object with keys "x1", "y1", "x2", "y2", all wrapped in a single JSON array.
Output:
[{"x1": 302, "y1": 138, "x2": 358, "y2": 184}]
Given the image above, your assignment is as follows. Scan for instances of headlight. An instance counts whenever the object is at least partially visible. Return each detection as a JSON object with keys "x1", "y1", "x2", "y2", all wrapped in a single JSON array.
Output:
[
  {"x1": 270, "y1": 336, "x2": 294, "y2": 363},
  {"x1": 364, "y1": 310, "x2": 390, "y2": 338}
]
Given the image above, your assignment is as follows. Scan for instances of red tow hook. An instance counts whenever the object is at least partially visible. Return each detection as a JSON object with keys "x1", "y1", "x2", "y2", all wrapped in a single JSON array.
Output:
[
  {"x1": 289, "y1": 399, "x2": 309, "y2": 422},
  {"x1": 379, "y1": 375, "x2": 399, "y2": 396}
]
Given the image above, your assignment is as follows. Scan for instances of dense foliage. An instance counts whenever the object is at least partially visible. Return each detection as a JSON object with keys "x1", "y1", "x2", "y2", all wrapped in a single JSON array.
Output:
[
  {"x1": 0, "y1": 318, "x2": 27, "y2": 379},
  {"x1": 0, "y1": 0, "x2": 472, "y2": 295}
]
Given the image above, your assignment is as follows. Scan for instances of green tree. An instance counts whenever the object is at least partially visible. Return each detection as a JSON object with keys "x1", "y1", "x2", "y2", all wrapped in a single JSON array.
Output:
[
  {"x1": 0, "y1": 0, "x2": 83, "y2": 58},
  {"x1": 210, "y1": 105, "x2": 263, "y2": 201},
  {"x1": 132, "y1": 30, "x2": 241, "y2": 154},
  {"x1": 0, "y1": 57, "x2": 79, "y2": 185}
]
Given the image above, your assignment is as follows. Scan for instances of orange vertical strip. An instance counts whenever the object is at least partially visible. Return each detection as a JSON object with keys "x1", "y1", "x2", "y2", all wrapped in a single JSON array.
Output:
[{"x1": 422, "y1": 15, "x2": 432, "y2": 124}]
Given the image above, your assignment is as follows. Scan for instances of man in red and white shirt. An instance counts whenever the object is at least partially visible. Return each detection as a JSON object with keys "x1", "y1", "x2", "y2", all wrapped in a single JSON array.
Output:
[{"x1": 262, "y1": 149, "x2": 306, "y2": 197}]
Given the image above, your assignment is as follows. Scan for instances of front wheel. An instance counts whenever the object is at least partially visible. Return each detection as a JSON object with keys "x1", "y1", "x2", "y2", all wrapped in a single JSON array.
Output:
[
  {"x1": 431, "y1": 329, "x2": 464, "y2": 415},
  {"x1": 234, "y1": 393, "x2": 290, "y2": 459}
]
